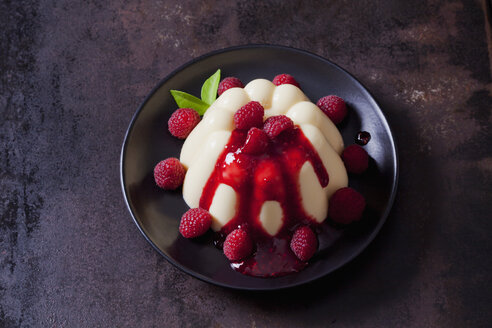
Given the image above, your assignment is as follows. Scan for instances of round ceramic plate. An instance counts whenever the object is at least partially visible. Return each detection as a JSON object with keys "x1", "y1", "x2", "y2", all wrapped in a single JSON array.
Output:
[{"x1": 120, "y1": 45, "x2": 398, "y2": 290}]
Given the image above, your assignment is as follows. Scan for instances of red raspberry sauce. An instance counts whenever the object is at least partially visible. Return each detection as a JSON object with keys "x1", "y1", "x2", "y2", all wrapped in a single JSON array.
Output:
[{"x1": 200, "y1": 127, "x2": 329, "y2": 277}]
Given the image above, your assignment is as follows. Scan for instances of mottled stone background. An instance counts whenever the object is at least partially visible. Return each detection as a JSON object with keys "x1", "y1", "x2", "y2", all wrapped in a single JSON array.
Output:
[{"x1": 1, "y1": 0, "x2": 491, "y2": 327}]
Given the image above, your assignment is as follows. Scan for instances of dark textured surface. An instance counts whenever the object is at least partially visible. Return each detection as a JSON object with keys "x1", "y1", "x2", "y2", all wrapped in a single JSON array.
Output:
[{"x1": 1, "y1": 0, "x2": 491, "y2": 327}]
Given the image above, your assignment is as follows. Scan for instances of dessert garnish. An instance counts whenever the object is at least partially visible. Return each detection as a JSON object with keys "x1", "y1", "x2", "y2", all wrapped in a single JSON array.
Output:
[
  {"x1": 218, "y1": 77, "x2": 244, "y2": 96},
  {"x1": 223, "y1": 228, "x2": 253, "y2": 261},
  {"x1": 272, "y1": 73, "x2": 301, "y2": 88},
  {"x1": 316, "y1": 95, "x2": 348, "y2": 124},
  {"x1": 153, "y1": 70, "x2": 369, "y2": 277},
  {"x1": 342, "y1": 144, "x2": 369, "y2": 174},
  {"x1": 179, "y1": 208, "x2": 213, "y2": 238},
  {"x1": 170, "y1": 69, "x2": 221, "y2": 115},
  {"x1": 290, "y1": 226, "x2": 318, "y2": 261},
  {"x1": 328, "y1": 187, "x2": 366, "y2": 225},
  {"x1": 153, "y1": 158, "x2": 185, "y2": 190},
  {"x1": 168, "y1": 108, "x2": 201, "y2": 139},
  {"x1": 241, "y1": 127, "x2": 269, "y2": 155}
]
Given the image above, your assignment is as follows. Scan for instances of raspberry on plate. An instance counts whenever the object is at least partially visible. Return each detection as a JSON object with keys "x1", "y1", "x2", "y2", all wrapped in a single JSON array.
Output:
[
  {"x1": 179, "y1": 208, "x2": 212, "y2": 238},
  {"x1": 154, "y1": 158, "x2": 185, "y2": 190},
  {"x1": 328, "y1": 187, "x2": 366, "y2": 224},
  {"x1": 242, "y1": 127, "x2": 269, "y2": 155},
  {"x1": 272, "y1": 74, "x2": 300, "y2": 88},
  {"x1": 316, "y1": 95, "x2": 348, "y2": 124},
  {"x1": 290, "y1": 226, "x2": 318, "y2": 261},
  {"x1": 263, "y1": 115, "x2": 294, "y2": 138},
  {"x1": 233, "y1": 101, "x2": 265, "y2": 130},
  {"x1": 168, "y1": 108, "x2": 201, "y2": 139},
  {"x1": 342, "y1": 144, "x2": 369, "y2": 174},
  {"x1": 218, "y1": 77, "x2": 244, "y2": 96},
  {"x1": 223, "y1": 228, "x2": 253, "y2": 261}
]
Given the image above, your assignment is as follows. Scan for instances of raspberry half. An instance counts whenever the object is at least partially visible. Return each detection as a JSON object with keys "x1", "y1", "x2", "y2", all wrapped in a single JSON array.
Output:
[{"x1": 242, "y1": 127, "x2": 269, "y2": 155}]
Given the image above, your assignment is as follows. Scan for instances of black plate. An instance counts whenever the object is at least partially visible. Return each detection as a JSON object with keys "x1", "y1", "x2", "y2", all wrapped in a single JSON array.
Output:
[{"x1": 120, "y1": 45, "x2": 398, "y2": 290}]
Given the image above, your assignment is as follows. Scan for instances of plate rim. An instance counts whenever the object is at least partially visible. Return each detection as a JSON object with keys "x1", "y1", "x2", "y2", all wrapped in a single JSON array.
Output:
[{"x1": 120, "y1": 44, "x2": 399, "y2": 291}]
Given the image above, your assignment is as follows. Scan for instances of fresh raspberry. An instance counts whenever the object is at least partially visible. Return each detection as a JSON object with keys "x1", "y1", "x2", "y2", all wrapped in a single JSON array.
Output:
[
  {"x1": 272, "y1": 74, "x2": 300, "y2": 88},
  {"x1": 218, "y1": 77, "x2": 244, "y2": 96},
  {"x1": 316, "y1": 95, "x2": 348, "y2": 124},
  {"x1": 179, "y1": 208, "x2": 212, "y2": 238},
  {"x1": 153, "y1": 158, "x2": 185, "y2": 190},
  {"x1": 242, "y1": 127, "x2": 269, "y2": 155},
  {"x1": 328, "y1": 187, "x2": 366, "y2": 224},
  {"x1": 233, "y1": 101, "x2": 264, "y2": 130},
  {"x1": 168, "y1": 108, "x2": 201, "y2": 139},
  {"x1": 263, "y1": 115, "x2": 294, "y2": 138},
  {"x1": 342, "y1": 144, "x2": 369, "y2": 174},
  {"x1": 290, "y1": 226, "x2": 318, "y2": 261},
  {"x1": 223, "y1": 228, "x2": 253, "y2": 261}
]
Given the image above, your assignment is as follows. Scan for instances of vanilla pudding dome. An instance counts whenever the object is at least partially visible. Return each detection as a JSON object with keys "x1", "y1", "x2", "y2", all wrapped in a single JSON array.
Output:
[{"x1": 180, "y1": 79, "x2": 348, "y2": 237}]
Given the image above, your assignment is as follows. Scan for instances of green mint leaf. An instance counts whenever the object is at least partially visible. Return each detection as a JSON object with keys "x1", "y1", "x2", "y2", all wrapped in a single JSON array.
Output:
[
  {"x1": 200, "y1": 69, "x2": 221, "y2": 105},
  {"x1": 170, "y1": 90, "x2": 209, "y2": 115}
]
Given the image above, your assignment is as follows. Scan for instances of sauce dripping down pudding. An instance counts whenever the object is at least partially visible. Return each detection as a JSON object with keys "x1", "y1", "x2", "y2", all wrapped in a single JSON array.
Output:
[{"x1": 180, "y1": 79, "x2": 348, "y2": 276}]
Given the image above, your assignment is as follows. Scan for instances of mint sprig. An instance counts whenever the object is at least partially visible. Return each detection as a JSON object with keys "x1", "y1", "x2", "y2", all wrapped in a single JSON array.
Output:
[
  {"x1": 169, "y1": 90, "x2": 209, "y2": 115},
  {"x1": 201, "y1": 69, "x2": 221, "y2": 105},
  {"x1": 170, "y1": 69, "x2": 221, "y2": 116}
]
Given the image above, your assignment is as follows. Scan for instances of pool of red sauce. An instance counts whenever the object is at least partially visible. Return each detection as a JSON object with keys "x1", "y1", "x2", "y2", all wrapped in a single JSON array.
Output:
[{"x1": 200, "y1": 126, "x2": 329, "y2": 277}]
